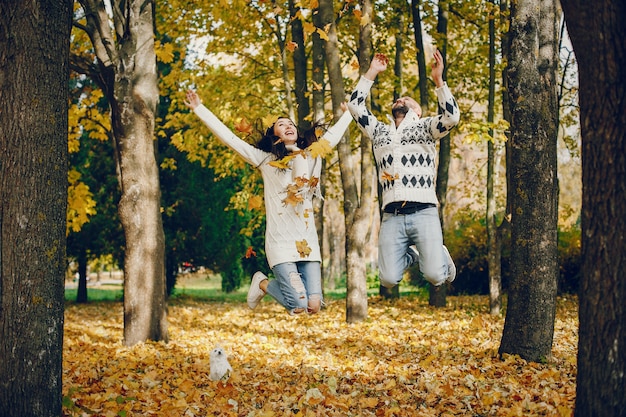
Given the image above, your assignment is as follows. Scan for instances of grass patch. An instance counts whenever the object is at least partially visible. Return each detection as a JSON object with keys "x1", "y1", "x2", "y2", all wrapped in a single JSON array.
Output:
[{"x1": 65, "y1": 272, "x2": 429, "y2": 304}]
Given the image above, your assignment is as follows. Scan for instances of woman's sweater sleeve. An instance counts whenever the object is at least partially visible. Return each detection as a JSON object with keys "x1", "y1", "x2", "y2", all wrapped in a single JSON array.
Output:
[
  {"x1": 322, "y1": 111, "x2": 353, "y2": 148},
  {"x1": 193, "y1": 104, "x2": 266, "y2": 166}
]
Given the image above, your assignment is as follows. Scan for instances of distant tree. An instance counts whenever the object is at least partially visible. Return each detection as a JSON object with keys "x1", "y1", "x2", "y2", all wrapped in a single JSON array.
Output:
[
  {"x1": 559, "y1": 0, "x2": 626, "y2": 415},
  {"x1": 0, "y1": 0, "x2": 72, "y2": 415},
  {"x1": 499, "y1": 0, "x2": 560, "y2": 362}
]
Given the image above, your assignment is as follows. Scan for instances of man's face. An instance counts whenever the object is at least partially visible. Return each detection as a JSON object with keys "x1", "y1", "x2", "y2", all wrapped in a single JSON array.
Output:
[{"x1": 392, "y1": 97, "x2": 422, "y2": 118}]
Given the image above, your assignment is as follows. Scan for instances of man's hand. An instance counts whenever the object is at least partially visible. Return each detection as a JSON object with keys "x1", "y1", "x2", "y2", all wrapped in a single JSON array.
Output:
[
  {"x1": 431, "y1": 49, "x2": 445, "y2": 88},
  {"x1": 364, "y1": 53, "x2": 389, "y2": 81}
]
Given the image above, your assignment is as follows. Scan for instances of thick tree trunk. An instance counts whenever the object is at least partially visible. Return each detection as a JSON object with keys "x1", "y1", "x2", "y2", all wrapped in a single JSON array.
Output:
[
  {"x1": 319, "y1": 0, "x2": 374, "y2": 323},
  {"x1": 114, "y1": 3, "x2": 168, "y2": 345},
  {"x1": 0, "y1": 0, "x2": 71, "y2": 415},
  {"x1": 499, "y1": 0, "x2": 559, "y2": 362},
  {"x1": 76, "y1": 0, "x2": 168, "y2": 346},
  {"x1": 559, "y1": 1, "x2": 626, "y2": 415}
]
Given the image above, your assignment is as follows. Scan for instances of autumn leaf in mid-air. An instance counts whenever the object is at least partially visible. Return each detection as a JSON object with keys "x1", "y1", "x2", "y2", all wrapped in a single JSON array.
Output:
[
  {"x1": 234, "y1": 117, "x2": 253, "y2": 134},
  {"x1": 286, "y1": 41, "x2": 298, "y2": 52},
  {"x1": 245, "y1": 246, "x2": 257, "y2": 259},
  {"x1": 282, "y1": 184, "x2": 304, "y2": 207},
  {"x1": 269, "y1": 154, "x2": 295, "y2": 170},
  {"x1": 295, "y1": 239, "x2": 312, "y2": 257},
  {"x1": 308, "y1": 139, "x2": 332, "y2": 159},
  {"x1": 381, "y1": 171, "x2": 398, "y2": 182},
  {"x1": 308, "y1": 176, "x2": 319, "y2": 189},
  {"x1": 248, "y1": 195, "x2": 263, "y2": 211}
]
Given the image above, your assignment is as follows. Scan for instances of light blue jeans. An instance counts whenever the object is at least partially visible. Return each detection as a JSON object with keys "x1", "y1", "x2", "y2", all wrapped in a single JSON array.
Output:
[
  {"x1": 267, "y1": 261, "x2": 323, "y2": 314},
  {"x1": 378, "y1": 207, "x2": 450, "y2": 287}
]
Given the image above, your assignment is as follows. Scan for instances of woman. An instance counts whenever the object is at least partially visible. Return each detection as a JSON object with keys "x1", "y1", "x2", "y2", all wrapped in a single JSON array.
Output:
[{"x1": 184, "y1": 89, "x2": 351, "y2": 315}]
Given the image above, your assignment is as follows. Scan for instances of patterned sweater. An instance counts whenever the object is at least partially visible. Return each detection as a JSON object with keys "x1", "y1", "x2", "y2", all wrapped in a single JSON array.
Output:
[
  {"x1": 193, "y1": 105, "x2": 352, "y2": 268},
  {"x1": 347, "y1": 76, "x2": 460, "y2": 209}
]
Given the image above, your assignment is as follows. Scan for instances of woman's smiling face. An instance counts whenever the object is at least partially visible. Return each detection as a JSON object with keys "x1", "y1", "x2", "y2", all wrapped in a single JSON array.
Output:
[{"x1": 273, "y1": 118, "x2": 298, "y2": 145}]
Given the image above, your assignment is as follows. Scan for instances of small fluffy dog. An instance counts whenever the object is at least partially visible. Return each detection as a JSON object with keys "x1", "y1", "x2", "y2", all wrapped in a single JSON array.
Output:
[{"x1": 209, "y1": 345, "x2": 232, "y2": 381}]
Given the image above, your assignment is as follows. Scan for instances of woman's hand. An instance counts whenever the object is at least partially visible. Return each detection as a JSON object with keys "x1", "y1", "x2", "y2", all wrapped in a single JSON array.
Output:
[{"x1": 184, "y1": 89, "x2": 201, "y2": 110}]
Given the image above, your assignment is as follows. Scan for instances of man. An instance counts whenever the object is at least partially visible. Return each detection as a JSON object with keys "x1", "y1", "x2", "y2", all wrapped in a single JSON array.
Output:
[{"x1": 347, "y1": 49, "x2": 460, "y2": 288}]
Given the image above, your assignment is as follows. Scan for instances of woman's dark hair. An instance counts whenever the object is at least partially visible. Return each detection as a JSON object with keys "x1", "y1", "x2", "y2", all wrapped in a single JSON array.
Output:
[{"x1": 255, "y1": 117, "x2": 327, "y2": 159}]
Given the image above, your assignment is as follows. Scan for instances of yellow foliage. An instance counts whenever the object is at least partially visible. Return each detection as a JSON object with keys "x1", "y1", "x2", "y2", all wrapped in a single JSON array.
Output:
[{"x1": 66, "y1": 169, "x2": 96, "y2": 235}]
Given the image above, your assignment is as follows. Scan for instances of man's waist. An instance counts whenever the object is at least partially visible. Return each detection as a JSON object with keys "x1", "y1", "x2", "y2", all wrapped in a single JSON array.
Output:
[{"x1": 383, "y1": 201, "x2": 436, "y2": 215}]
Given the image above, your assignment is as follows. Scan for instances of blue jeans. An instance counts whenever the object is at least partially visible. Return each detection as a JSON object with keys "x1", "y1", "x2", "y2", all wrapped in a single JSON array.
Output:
[
  {"x1": 267, "y1": 261, "x2": 323, "y2": 314},
  {"x1": 378, "y1": 207, "x2": 450, "y2": 287}
]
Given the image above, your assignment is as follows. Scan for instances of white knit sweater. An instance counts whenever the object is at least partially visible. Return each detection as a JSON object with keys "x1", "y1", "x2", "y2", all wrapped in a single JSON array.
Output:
[
  {"x1": 193, "y1": 105, "x2": 352, "y2": 268},
  {"x1": 348, "y1": 76, "x2": 460, "y2": 208}
]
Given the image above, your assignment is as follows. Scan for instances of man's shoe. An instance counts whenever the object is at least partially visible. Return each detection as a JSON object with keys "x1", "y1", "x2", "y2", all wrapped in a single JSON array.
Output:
[
  {"x1": 408, "y1": 245, "x2": 420, "y2": 265},
  {"x1": 443, "y1": 245, "x2": 456, "y2": 283},
  {"x1": 247, "y1": 271, "x2": 267, "y2": 309}
]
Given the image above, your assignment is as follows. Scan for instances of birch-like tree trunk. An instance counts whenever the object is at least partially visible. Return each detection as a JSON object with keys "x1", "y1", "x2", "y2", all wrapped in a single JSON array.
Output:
[
  {"x1": 318, "y1": 0, "x2": 375, "y2": 323},
  {"x1": 559, "y1": 0, "x2": 626, "y2": 414},
  {"x1": 487, "y1": 0, "x2": 502, "y2": 315},
  {"x1": 498, "y1": 0, "x2": 559, "y2": 362},
  {"x1": 0, "y1": 0, "x2": 71, "y2": 414},
  {"x1": 72, "y1": 0, "x2": 168, "y2": 346}
]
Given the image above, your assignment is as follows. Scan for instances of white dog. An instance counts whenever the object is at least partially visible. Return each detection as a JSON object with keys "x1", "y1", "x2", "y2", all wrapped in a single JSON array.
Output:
[{"x1": 209, "y1": 345, "x2": 233, "y2": 381}]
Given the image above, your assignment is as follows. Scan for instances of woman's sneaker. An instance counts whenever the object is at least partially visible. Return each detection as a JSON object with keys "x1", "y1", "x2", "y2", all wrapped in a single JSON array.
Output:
[{"x1": 247, "y1": 271, "x2": 267, "y2": 309}]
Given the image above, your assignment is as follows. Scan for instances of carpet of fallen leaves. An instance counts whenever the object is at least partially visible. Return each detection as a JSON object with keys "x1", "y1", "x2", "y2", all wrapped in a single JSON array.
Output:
[{"x1": 63, "y1": 295, "x2": 578, "y2": 417}]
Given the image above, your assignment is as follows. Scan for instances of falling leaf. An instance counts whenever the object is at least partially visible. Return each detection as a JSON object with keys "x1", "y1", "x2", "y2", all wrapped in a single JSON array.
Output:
[
  {"x1": 381, "y1": 171, "x2": 398, "y2": 182},
  {"x1": 286, "y1": 41, "x2": 298, "y2": 52},
  {"x1": 308, "y1": 139, "x2": 332, "y2": 159},
  {"x1": 245, "y1": 246, "x2": 257, "y2": 259},
  {"x1": 282, "y1": 184, "x2": 304, "y2": 207},
  {"x1": 269, "y1": 154, "x2": 295, "y2": 170},
  {"x1": 247, "y1": 195, "x2": 263, "y2": 210},
  {"x1": 234, "y1": 117, "x2": 253, "y2": 134},
  {"x1": 295, "y1": 239, "x2": 312, "y2": 257}
]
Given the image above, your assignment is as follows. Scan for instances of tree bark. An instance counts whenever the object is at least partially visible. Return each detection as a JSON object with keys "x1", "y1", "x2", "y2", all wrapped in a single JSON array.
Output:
[
  {"x1": 75, "y1": 0, "x2": 168, "y2": 346},
  {"x1": 499, "y1": 0, "x2": 559, "y2": 362},
  {"x1": 319, "y1": 0, "x2": 375, "y2": 323},
  {"x1": 431, "y1": 0, "x2": 450, "y2": 307},
  {"x1": 487, "y1": 0, "x2": 502, "y2": 315},
  {"x1": 0, "y1": 0, "x2": 71, "y2": 414},
  {"x1": 559, "y1": 0, "x2": 626, "y2": 415},
  {"x1": 289, "y1": 0, "x2": 310, "y2": 130}
]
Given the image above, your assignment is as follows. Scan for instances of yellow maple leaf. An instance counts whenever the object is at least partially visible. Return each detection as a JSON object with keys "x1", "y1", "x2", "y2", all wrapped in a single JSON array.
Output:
[
  {"x1": 248, "y1": 195, "x2": 263, "y2": 210},
  {"x1": 307, "y1": 139, "x2": 332, "y2": 159},
  {"x1": 296, "y1": 239, "x2": 312, "y2": 257},
  {"x1": 269, "y1": 154, "x2": 295, "y2": 170}
]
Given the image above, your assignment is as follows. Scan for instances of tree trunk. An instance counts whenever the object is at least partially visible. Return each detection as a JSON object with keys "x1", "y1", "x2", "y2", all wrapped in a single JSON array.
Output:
[
  {"x1": 411, "y1": 0, "x2": 429, "y2": 108},
  {"x1": 487, "y1": 0, "x2": 501, "y2": 315},
  {"x1": 432, "y1": 0, "x2": 450, "y2": 307},
  {"x1": 498, "y1": 0, "x2": 559, "y2": 362},
  {"x1": 75, "y1": 0, "x2": 168, "y2": 346},
  {"x1": 0, "y1": 0, "x2": 71, "y2": 415},
  {"x1": 559, "y1": 1, "x2": 626, "y2": 415},
  {"x1": 289, "y1": 0, "x2": 310, "y2": 130},
  {"x1": 319, "y1": 0, "x2": 375, "y2": 323},
  {"x1": 76, "y1": 248, "x2": 88, "y2": 303}
]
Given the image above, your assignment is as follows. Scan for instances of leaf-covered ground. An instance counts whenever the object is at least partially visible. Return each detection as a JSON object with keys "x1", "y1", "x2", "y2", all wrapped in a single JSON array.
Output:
[{"x1": 63, "y1": 295, "x2": 578, "y2": 416}]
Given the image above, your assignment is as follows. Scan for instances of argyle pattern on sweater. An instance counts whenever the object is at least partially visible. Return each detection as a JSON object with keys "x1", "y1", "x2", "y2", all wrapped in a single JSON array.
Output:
[{"x1": 348, "y1": 77, "x2": 460, "y2": 208}]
